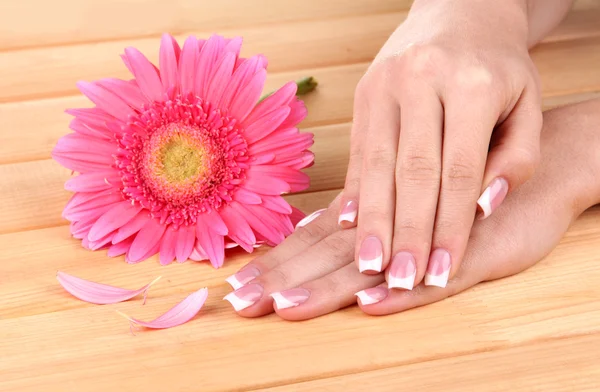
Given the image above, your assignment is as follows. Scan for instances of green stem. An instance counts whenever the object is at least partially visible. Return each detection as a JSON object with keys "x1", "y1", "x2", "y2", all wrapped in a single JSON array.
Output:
[{"x1": 258, "y1": 76, "x2": 318, "y2": 103}]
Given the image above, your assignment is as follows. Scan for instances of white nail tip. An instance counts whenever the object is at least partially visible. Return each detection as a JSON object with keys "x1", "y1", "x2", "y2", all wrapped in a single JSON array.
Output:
[
  {"x1": 338, "y1": 210, "x2": 357, "y2": 224},
  {"x1": 388, "y1": 273, "x2": 416, "y2": 290},
  {"x1": 355, "y1": 290, "x2": 381, "y2": 306},
  {"x1": 270, "y1": 292, "x2": 299, "y2": 310},
  {"x1": 477, "y1": 187, "x2": 493, "y2": 218},
  {"x1": 225, "y1": 275, "x2": 244, "y2": 290},
  {"x1": 424, "y1": 269, "x2": 450, "y2": 288},
  {"x1": 295, "y1": 208, "x2": 327, "y2": 228},
  {"x1": 359, "y1": 255, "x2": 382, "y2": 273},
  {"x1": 223, "y1": 293, "x2": 256, "y2": 312}
]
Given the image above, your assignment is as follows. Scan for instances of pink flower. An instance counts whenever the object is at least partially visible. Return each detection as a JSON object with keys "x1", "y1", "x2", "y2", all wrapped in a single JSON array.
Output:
[{"x1": 53, "y1": 34, "x2": 314, "y2": 267}]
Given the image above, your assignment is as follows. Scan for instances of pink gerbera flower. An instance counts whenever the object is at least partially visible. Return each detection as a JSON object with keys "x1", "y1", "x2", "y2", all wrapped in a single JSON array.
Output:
[{"x1": 53, "y1": 34, "x2": 314, "y2": 267}]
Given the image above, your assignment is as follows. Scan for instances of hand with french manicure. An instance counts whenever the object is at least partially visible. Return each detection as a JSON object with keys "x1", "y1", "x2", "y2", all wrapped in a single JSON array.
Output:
[
  {"x1": 337, "y1": 0, "x2": 576, "y2": 290},
  {"x1": 223, "y1": 98, "x2": 600, "y2": 320}
]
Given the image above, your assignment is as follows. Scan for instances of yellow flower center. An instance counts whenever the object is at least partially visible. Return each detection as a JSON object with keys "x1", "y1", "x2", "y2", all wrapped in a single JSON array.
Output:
[{"x1": 157, "y1": 134, "x2": 207, "y2": 183}]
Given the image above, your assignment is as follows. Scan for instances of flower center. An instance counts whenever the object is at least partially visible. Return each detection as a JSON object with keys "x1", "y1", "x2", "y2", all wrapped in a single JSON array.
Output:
[
  {"x1": 157, "y1": 133, "x2": 206, "y2": 183},
  {"x1": 115, "y1": 96, "x2": 250, "y2": 227}
]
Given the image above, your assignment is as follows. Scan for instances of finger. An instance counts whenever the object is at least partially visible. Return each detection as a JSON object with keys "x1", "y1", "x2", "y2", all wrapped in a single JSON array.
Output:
[
  {"x1": 355, "y1": 97, "x2": 400, "y2": 274},
  {"x1": 273, "y1": 263, "x2": 385, "y2": 321},
  {"x1": 428, "y1": 92, "x2": 497, "y2": 288},
  {"x1": 224, "y1": 227, "x2": 357, "y2": 317},
  {"x1": 338, "y1": 85, "x2": 369, "y2": 229},
  {"x1": 388, "y1": 85, "x2": 443, "y2": 290},
  {"x1": 477, "y1": 84, "x2": 542, "y2": 219},
  {"x1": 225, "y1": 195, "x2": 341, "y2": 290}
]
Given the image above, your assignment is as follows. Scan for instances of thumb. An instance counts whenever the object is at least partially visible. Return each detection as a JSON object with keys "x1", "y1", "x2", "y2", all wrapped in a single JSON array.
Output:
[{"x1": 477, "y1": 85, "x2": 542, "y2": 219}]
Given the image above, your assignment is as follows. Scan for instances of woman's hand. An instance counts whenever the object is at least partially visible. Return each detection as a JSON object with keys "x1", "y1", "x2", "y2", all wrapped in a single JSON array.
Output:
[
  {"x1": 338, "y1": 0, "x2": 574, "y2": 290},
  {"x1": 223, "y1": 99, "x2": 600, "y2": 319}
]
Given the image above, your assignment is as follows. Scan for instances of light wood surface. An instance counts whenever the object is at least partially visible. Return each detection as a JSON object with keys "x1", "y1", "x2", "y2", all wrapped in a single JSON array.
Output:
[{"x1": 1, "y1": 1, "x2": 599, "y2": 391}]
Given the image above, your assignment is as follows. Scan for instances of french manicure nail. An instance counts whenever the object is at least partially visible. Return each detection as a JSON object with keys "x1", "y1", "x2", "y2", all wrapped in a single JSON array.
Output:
[
  {"x1": 424, "y1": 249, "x2": 451, "y2": 288},
  {"x1": 355, "y1": 287, "x2": 389, "y2": 305},
  {"x1": 388, "y1": 252, "x2": 417, "y2": 290},
  {"x1": 295, "y1": 208, "x2": 327, "y2": 228},
  {"x1": 359, "y1": 236, "x2": 383, "y2": 273},
  {"x1": 223, "y1": 283, "x2": 264, "y2": 311},
  {"x1": 225, "y1": 266, "x2": 261, "y2": 290},
  {"x1": 270, "y1": 288, "x2": 310, "y2": 310},
  {"x1": 477, "y1": 177, "x2": 509, "y2": 219},
  {"x1": 338, "y1": 200, "x2": 358, "y2": 225}
]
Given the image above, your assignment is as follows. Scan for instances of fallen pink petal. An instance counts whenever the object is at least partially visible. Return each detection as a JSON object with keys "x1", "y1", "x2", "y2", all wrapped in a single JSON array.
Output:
[
  {"x1": 117, "y1": 287, "x2": 209, "y2": 330},
  {"x1": 57, "y1": 271, "x2": 161, "y2": 305}
]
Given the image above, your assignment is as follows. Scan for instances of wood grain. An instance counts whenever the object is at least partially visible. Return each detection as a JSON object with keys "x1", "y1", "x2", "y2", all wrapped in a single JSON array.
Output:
[
  {"x1": 0, "y1": 0, "x2": 413, "y2": 50},
  {"x1": 2, "y1": 1, "x2": 600, "y2": 391}
]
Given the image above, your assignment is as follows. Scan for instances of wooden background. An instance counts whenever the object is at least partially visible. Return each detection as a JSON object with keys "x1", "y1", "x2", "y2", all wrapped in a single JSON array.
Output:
[{"x1": 1, "y1": 0, "x2": 600, "y2": 390}]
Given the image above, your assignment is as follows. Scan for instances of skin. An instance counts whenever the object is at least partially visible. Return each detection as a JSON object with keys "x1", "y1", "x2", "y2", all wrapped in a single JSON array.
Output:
[
  {"x1": 227, "y1": 99, "x2": 600, "y2": 320},
  {"x1": 339, "y1": 0, "x2": 575, "y2": 288}
]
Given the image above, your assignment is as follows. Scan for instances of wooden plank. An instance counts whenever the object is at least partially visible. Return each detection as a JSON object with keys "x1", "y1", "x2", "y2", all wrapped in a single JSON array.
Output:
[
  {"x1": 0, "y1": 123, "x2": 348, "y2": 234},
  {"x1": 0, "y1": 206, "x2": 598, "y2": 390},
  {"x1": 3, "y1": 33, "x2": 600, "y2": 165},
  {"x1": 0, "y1": 0, "x2": 413, "y2": 51},
  {"x1": 2, "y1": 7, "x2": 600, "y2": 104},
  {"x1": 0, "y1": 12, "x2": 402, "y2": 103},
  {"x1": 258, "y1": 334, "x2": 600, "y2": 392}
]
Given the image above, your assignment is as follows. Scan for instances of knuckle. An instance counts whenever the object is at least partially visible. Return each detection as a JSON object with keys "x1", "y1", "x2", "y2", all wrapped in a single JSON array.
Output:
[
  {"x1": 452, "y1": 65, "x2": 494, "y2": 95},
  {"x1": 293, "y1": 219, "x2": 327, "y2": 245},
  {"x1": 265, "y1": 267, "x2": 291, "y2": 288},
  {"x1": 360, "y1": 207, "x2": 390, "y2": 224},
  {"x1": 365, "y1": 144, "x2": 396, "y2": 171},
  {"x1": 444, "y1": 157, "x2": 480, "y2": 192},
  {"x1": 397, "y1": 153, "x2": 441, "y2": 185},
  {"x1": 400, "y1": 44, "x2": 445, "y2": 80},
  {"x1": 321, "y1": 232, "x2": 354, "y2": 257}
]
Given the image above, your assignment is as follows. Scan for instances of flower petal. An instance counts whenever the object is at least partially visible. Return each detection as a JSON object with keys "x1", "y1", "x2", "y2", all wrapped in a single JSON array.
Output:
[
  {"x1": 124, "y1": 47, "x2": 164, "y2": 102},
  {"x1": 229, "y1": 69, "x2": 267, "y2": 122},
  {"x1": 219, "y1": 205, "x2": 256, "y2": 252},
  {"x1": 159, "y1": 226, "x2": 177, "y2": 265},
  {"x1": 57, "y1": 271, "x2": 161, "y2": 305},
  {"x1": 117, "y1": 287, "x2": 208, "y2": 329},
  {"x1": 64, "y1": 171, "x2": 120, "y2": 193},
  {"x1": 233, "y1": 188, "x2": 262, "y2": 205},
  {"x1": 243, "y1": 81, "x2": 297, "y2": 126},
  {"x1": 231, "y1": 202, "x2": 284, "y2": 245},
  {"x1": 244, "y1": 106, "x2": 291, "y2": 144},
  {"x1": 178, "y1": 36, "x2": 198, "y2": 96},
  {"x1": 128, "y1": 217, "x2": 167, "y2": 263},
  {"x1": 206, "y1": 52, "x2": 236, "y2": 107},
  {"x1": 107, "y1": 237, "x2": 135, "y2": 257},
  {"x1": 159, "y1": 33, "x2": 181, "y2": 95},
  {"x1": 260, "y1": 195, "x2": 293, "y2": 214},
  {"x1": 88, "y1": 201, "x2": 143, "y2": 242},
  {"x1": 175, "y1": 225, "x2": 196, "y2": 262},
  {"x1": 220, "y1": 55, "x2": 265, "y2": 109},
  {"x1": 196, "y1": 218, "x2": 225, "y2": 268},
  {"x1": 76, "y1": 81, "x2": 133, "y2": 122},
  {"x1": 113, "y1": 212, "x2": 150, "y2": 244},
  {"x1": 242, "y1": 170, "x2": 291, "y2": 195},
  {"x1": 200, "y1": 211, "x2": 228, "y2": 236},
  {"x1": 97, "y1": 78, "x2": 147, "y2": 111},
  {"x1": 196, "y1": 34, "x2": 226, "y2": 98}
]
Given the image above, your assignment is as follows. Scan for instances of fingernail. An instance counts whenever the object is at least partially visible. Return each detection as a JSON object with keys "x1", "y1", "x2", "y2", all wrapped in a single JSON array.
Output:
[
  {"x1": 338, "y1": 200, "x2": 358, "y2": 225},
  {"x1": 358, "y1": 236, "x2": 383, "y2": 272},
  {"x1": 225, "y1": 266, "x2": 261, "y2": 290},
  {"x1": 388, "y1": 252, "x2": 417, "y2": 290},
  {"x1": 477, "y1": 177, "x2": 509, "y2": 219},
  {"x1": 355, "y1": 287, "x2": 389, "y2": 305},
  {"x1": 425, "y1": 249, "x2": 451, "y2": 288},
  {"x1": 270, "y1": 288, "x2": 310, "y2": 310},
  {"x1": 223, "y1": 283, "x2": 264, "y2": 311},
  {"x1": 295, "y1": 208, "x2": 327, "y2": 228}
]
